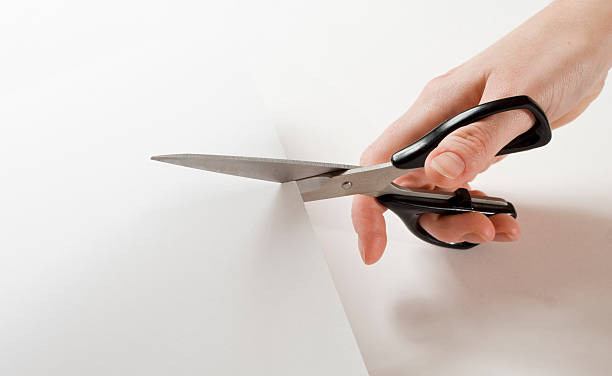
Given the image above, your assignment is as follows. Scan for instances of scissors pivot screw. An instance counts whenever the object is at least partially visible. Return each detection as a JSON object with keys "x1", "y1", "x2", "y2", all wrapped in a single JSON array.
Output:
[{"x1": 152, "y1": 96, "x2": 551, "y2": 250}]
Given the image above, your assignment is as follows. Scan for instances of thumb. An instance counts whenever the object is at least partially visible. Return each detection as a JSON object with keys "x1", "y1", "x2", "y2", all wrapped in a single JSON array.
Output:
[{"x1": 424, "y1": 101, "x2": 535, "y2": 188}]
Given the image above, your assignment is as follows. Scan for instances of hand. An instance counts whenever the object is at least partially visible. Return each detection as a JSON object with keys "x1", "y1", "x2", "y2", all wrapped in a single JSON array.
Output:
[{"x1": 352, "y1": 0, "x2": 612, "y2": 264}]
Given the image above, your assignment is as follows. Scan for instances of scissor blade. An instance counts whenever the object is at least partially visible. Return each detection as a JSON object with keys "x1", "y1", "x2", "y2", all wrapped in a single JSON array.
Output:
[
  {"x1": 298, "y1": 162, "x2": 411, "y2": 202},
  {"x1": 151, "y1": 154, "x2": 356, "y2": 183}
]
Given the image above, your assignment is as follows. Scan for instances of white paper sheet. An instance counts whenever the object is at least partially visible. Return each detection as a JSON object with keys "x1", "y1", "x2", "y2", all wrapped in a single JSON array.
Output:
[
  {"x1": 246, "y1": 1, "x2": 612, "y2": 374},
  {"x1": 0, "y1": 2, "x2": 367, "y2": 374}
]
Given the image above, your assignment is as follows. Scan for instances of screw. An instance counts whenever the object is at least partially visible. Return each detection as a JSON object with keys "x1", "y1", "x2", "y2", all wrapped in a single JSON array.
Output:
[{"x1": 341, "y1": 181, "x2": 352, "y2": 190}]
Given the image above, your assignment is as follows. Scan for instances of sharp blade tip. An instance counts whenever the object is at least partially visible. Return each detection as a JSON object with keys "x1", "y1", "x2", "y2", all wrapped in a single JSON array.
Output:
[{"x1": 150, "y1": 155, "x2": 175, "y2": 163}]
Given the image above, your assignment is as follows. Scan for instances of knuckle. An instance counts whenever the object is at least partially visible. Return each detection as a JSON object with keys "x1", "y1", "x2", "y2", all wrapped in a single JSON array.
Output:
[
  {"x1": 422, "y1": 74, "x2": 450, "y2": 95},
  {"x1": 421, "y1": 68, "x2": 463, "y2": 103},
  {"x1": 447, "y1": 123, "x2": 495, "y2": 160}
]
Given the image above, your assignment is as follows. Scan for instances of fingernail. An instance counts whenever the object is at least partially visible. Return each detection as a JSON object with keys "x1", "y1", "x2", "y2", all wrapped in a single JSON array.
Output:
[
  {"x1": 358, "y1": 238, "x2": 366, "y2": 263},
  {"x1": 431, "y1": 152, "x2": 465, "y2": 179},
  {"x1": 462, "y1": 233, "x2": 487, "y2": 243}
]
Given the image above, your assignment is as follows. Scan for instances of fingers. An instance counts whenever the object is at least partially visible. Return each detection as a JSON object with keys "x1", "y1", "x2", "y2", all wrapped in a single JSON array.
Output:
[
  {"x1": 354, "y1": 70, "x2": 486, "y2": 264},
  {"x1": 419, "y1": 212, "x2": 496, "y2": 244},
  {"x1": 419, "y1": 212, "x2": 520, "y2": 244},
  {"x1": 418, "y1": 189, "x2": 520, "y2": 244},
  {"x1": 424, "y1": 104, "x2": 534, "y2": 188},
  {"x1": 351, "y1": 195, "x2": 387, "y2": 265},
  {"x1": 353, "y1": 186, "x2": 521, "y2": 266},
  {"x1": 490, "y1": 214, "x2": 521, "y2": 242},
  {"x1": 422, "y1": 75, "x2": 606, "y2": 189},
  {"x1": 360, "y1": 72, "x2": 485, "y2": 165}
]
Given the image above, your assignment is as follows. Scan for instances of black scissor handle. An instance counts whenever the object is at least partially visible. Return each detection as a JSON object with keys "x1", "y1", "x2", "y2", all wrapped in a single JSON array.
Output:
[
  {"x1": 390, "y1": 96, "x2": 551, "y2": 169},
  {"x1": 377, "y1": 189, "x2": 516, "y2": 249},
  {"x1": 379, "y1": 96, "x2": 550, "y2": 249}
]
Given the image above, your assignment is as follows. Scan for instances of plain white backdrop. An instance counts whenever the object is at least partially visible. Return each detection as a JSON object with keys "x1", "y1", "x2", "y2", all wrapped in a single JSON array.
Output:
[
  {"x1": 0, "y1": 1, "x2": 367, "y2": 375},
  {"x1": 2, "y1": 1, "x2": 612, "y2": 375}
]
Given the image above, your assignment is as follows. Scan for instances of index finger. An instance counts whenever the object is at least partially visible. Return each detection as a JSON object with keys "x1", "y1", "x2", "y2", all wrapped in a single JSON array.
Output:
[{"x1": 353, "y1": 71, "x2": 486, "y2": 264}]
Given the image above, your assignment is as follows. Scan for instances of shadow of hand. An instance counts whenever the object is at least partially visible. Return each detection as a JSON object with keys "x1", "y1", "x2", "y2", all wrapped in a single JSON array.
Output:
[{"x1": 388, "y1": 205, "x2": 612, "y2": 375}]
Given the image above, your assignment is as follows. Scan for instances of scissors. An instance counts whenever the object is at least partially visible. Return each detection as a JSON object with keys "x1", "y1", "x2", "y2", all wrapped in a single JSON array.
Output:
[{"x1": 152, "y1": 96, "x2": 551, "y2": 249}]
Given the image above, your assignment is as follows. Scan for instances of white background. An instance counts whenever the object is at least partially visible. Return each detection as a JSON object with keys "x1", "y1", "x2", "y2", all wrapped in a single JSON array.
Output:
[
  {"x1": 244, "y1": 0, "x2": 612, "y2": 375},
  {"x1": 0, "y1": 1, "x2": 367, "y2": 375},
  {"x1": 2, "y1": 1, "x2": 612, "y2": 375}
]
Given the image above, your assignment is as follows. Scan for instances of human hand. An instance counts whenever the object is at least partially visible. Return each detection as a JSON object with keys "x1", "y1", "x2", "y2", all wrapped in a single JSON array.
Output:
[{"x1": 352, "y1": 0, "x2": 612, "y2": 264}]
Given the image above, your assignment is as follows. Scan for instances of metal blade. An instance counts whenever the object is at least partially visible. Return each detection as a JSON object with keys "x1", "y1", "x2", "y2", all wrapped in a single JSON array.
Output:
[
  {"x1": 151, "y1": 154, "x2": 357, "y2": 183},
  {"x1": 297, "y1": 162, "x2": 510, "y2": 206},
  {"x1": 297, "y1": 162, "x2": 410, "y2": 201}
]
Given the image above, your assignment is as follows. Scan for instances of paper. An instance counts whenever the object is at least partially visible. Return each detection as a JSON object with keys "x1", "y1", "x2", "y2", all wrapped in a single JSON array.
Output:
[
  {"x1": 245, "y1": 1, "x2": 612, "y2": 374},
  {"x1": 0, "y1": 2, "x2": 367, "y2": 374}
]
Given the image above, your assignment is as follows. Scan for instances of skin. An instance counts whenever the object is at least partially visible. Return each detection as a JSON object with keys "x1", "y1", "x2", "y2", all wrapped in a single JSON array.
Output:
[{"x1": 352, "y1": 0, "x2": 612, "y2": 265}]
